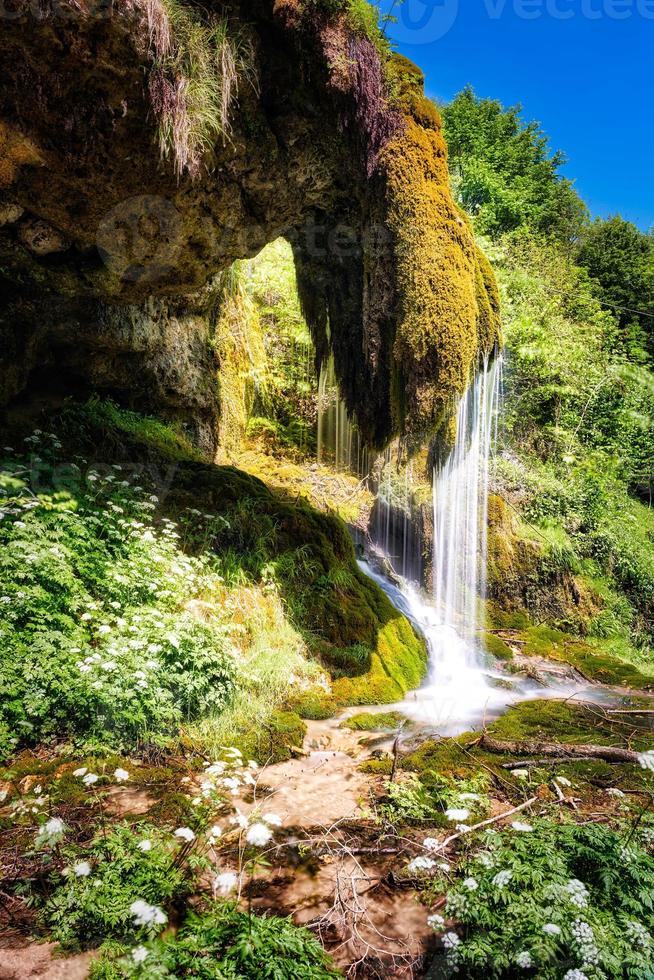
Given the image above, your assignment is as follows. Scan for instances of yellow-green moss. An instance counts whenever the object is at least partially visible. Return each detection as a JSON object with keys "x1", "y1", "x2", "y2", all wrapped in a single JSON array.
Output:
[
  {"x1": 340, "y1": 710, "x2": 406, "y2": 731},
  {"x1": 213, "y1": 265, "x2": 268, "y2": 458},
  {"x1": 226, "y1": 710, "x2": 307, "y2": 764},
  {"x1": 380, "y1": 103, "x2": 501, "y2": 441},
  {"x1": 482, "y1": 631, "x2": 514, "y2": 661},
  {"x1": 332, "y1": 616, "x2": 426, "y2": 705},
  {"x1": 522, "y1": 625, "x2": 654, "y2": 689},
  {"x1": 287, "y1": 690, "x2": 337, "y2": 720}
]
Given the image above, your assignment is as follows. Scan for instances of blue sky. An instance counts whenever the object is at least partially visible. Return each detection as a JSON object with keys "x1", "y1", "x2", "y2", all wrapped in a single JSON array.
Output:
[{"x1": 379, "y1": 0, "x2": 653, "y2": 231}]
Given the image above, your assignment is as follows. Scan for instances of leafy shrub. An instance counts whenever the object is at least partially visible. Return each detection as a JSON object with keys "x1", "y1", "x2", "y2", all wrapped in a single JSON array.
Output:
[
  {"x1": 437, "y1": 820, "x2": 654, "y2": 978},
  {"x1": 44, "y1": 824, "x2": 188, "y2": 950},
  {"x1": 90, "y1": 903, "x2": 342, "y2": 978},
  {"x1": 0, "y1": 437, "x2": 235, "y2": 757}
]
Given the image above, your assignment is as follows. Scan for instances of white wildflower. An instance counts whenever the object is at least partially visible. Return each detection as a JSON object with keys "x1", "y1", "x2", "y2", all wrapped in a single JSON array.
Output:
[
  {"x1": 174, "y1": 827, "x2": 195, "y2": 842},
  {"x1": 626, "y1": 920, "x2": 651, "y2": 948},
  {"x1": 516, "y1": 951, "x2": 532, "y2": 968},
  {"x1": 510, "y1": 769, "x2": 529, "y2": 779},
  {"x1": 564, "y1": 878, "x2": 589, "y2": 908},
  {"x1": 422, "y1": 837, "x2": 439, "y2": 852},
  {"x1": 637, "y1": 750, "x2": 654, "y2": 772},
  {"x1": 492, "y1": 869, "x2": 512, "y2": 888},
  {"x1": 554, "y1": 776, "x2": 572, "y2": 787},
  {"x1": 73, "y1": 767, "x2": 88, "y2": 777},
  {"x1": 606, "y1": 787, "x2": 625, "y2": 797},
  {"x1": 137, "y1": 840, "x2": 152, "y2": 852},
  {"x1": 82, "y1": 773, "x2": 99, "y2": 786},
  {"x1": 132, "y1": 947, "x2": 149, "y2": 964},
  {"x1": 563, "y1": 972, "x2": 588, "y2": 980},
  {"x1": 445, "y1": 808, "x2": 470, "y2": 822},
  {"x1": 407, "y1": 856, "x2": 436, "y2": 873},
  {"x1": 442, "y1": 932, "x2": 460, "y2": 950},
  {"x1": 214, "y1": 871, "x2": 239, "y2": 896},
  {"x1": 130, "y1": 900, "x2": 167, "y2": 928},
  {"x1": 262, "y1": 813, "x2": 282, "y2": 827},
  {"x1": 427, "y1": 913, "x2": 445, "y2": 930},
  {"x1": 462, "y1": 877, "x2": 478, "y2": 891},
  {"x1": 114, "y1": 768, "x2": 129, "y2": 783},
  {"x1": 246, "y1": 823, "x2": 273, "y2": 847},
  {"x1": 209, "y1": 825, "x2": 222, "y2": 840},
  {"x1": 74, "y1": 861, "x2": 91, "y2": 877},
  {"x1": 438, "y1": 862, "x2": 451, "y2": 873},
  {"x1": 511, "y1": 821, "x2": 533, "y2": 832},
  {"x1": 542, "y1": 923, "x2": 561, "y2": 935},
  {"x1": 459, "y1": 792, "x2": 481, "y2": 800}
]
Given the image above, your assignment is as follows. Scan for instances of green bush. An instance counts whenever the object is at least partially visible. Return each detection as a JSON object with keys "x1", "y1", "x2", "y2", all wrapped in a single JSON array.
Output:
[
  {"x1": 90, "y1": 903, "x2": 343, "y2": 978},
  {"x1": 437, "y1": 820, "x2": 654, "y2": 978},
  {"x1": 44, "y1": 824, "x2": 188, "y2": 950},
  {"x1": 0, "y1": 437, "x2": 235, "y2": 757}
]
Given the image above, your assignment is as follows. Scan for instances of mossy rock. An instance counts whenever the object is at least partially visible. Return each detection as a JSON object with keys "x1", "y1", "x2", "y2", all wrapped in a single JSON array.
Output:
[
  {"x1": 332, "y1": 616, "x2": 427, "y2": 706},
  {"x1": 287, "y1": 690, "x2": 337, "y2": 721},
  {"x1": 521, "y1": 625, "x2": 654, "y2": 689},
  {"x1": 230, "y1": 711, "x2": 307, "y2": 765},
  {"x1": 482, "y1": 631, "x2": 514, "y2": 661},
  {"x1": 340, "y1": 710, "x2": 406, "y2": 732}
]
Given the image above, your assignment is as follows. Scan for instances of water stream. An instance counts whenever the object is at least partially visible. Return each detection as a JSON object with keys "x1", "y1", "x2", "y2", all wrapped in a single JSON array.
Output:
[{"x1": 319, "y1": 355, "x2": 591, "y2": 736}]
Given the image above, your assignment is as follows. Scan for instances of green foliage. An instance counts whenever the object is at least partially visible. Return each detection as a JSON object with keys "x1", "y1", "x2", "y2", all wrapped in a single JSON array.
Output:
[
  {"x1": 44, "y1": 823, "x2": 187, "y2": 950},
  {"x1": 244, "y1": 240, "x2": 317, "y2": 455},
  {"x1": 443, "y1": 87, "x2": 588, "y2": 242},
  {"x1": 577, "y1": 216, "x2": 654, "y2": 365},
  {"x1": 381, "y1": 771, "x2": 489, "y2": 826},
  {"x1": 0, "y1": 433, "x2": 235, "y2": 758},
  {"x1": 494, "y1": 232, "x2": 654, "y2": 659},
  {"x1": 439, "y1": 820, "x2": 654, "y2": 978},
  {"x1": 90, "y1": 902, "x2": 343, "y2": 978}
]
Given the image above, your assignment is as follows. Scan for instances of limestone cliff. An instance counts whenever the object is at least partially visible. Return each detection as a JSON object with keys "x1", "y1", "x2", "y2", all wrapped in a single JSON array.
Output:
[{"x1": 0, "y1": 0, "x2": 500, "y2": 452}]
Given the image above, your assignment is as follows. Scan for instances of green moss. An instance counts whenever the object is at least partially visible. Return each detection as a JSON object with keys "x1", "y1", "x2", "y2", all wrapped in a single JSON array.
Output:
[
  {"x1": 287, "y1": 690, "x2": 337, "y2": 720},
  {"x1": 521, "y1": 625, "x2": 654, "y2": 688},
  {"x1": 229, "y1": 710, "x2": 307, "y2": 764},
  {"x1": 380, "y1": 106, "x2": 501, "y2": 441},
  {"x1": 332, "y1": 616, "x2": 427, "y2": 705},
  {"x1": 72, "y1": 397, "x2": 205, "y2": 462},
  {"x1": 340, "y1": 710, "x2": 406, "y2": 731},
  {"x1": 482, "y1": 631, "x2": 514, "y2": 661}
]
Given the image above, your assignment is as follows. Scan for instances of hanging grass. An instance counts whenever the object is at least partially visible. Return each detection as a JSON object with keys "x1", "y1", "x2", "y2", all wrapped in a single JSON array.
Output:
[{"x1": 145, "y1": 0, "x2": 257, "y2": 179}]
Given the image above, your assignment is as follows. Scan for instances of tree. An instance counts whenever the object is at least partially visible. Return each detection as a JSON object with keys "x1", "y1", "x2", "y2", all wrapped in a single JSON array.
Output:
[
  {"x1": 577, "y1": 216, "x2": 654, "y2": 364},
  {"x1": 442, "y1": 86, "x2": 588, "y2": 243}
]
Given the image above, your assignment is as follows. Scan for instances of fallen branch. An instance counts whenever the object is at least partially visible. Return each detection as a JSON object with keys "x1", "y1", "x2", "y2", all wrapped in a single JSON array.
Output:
[
  {"x1": 607, "y1": 709, "x2": 654, "y2": 716},
  {"x1": 481, "y1": 733, "x2": 640, "y2": 765},
  {"x1": 427, "y1": 796, "x2": 539, "y2": 854}
]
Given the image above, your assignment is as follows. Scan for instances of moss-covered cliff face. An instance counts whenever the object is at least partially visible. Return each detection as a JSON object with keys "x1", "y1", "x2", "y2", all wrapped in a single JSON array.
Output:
[{"x1": 0, "y1": 0, "x2": 499, "y2": 453}]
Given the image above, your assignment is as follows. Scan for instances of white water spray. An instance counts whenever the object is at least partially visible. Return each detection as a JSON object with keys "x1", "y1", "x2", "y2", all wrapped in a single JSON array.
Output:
[
  {"x1": 383, "y1": 355, "x2": 512, "y2": 732},
  {"x1": 433, "y1": 355, "x2": 503, "y2": 646}
]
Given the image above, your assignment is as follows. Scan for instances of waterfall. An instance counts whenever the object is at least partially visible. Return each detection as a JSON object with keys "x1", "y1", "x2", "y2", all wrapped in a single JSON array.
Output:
[
  {"x1": 358, "y1": 353, "x2": 584, "y2": 733},
  {"x1": 316, "y1": 356, "x2": 367, "y2": 474},
  {"x1": 433, "y1": 354, "x2": 503, "y2": 645},
  {"x1": 360, "y1": 355, "x2": 512, "y2": 733}
]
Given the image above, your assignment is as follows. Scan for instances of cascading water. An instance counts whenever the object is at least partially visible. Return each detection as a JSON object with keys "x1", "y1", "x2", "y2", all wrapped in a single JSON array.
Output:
[
  {"x1": 317, "y1": 356, "x2": 368, "y2": 474},
  {"x1": 362, "y1": 356, "x2": 512, "y2": 733},
  {"x1": 433, "y1": 354, "x2": 503, "y2": 648},
  {"x1": 320, "y1": 351, "x2": 584, "y2": 733}
]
